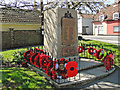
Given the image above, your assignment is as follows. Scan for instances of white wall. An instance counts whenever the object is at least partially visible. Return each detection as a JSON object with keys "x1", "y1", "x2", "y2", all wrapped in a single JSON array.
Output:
[
  {"x1": 82, "y1": 18, "x2": 93, "y2": 35},
  {"x1": 93, "y1": 22, "x2": 107, "y2": 36},
  {"x1": 78, "y1": 17, "x2": 82, "y2": 34},
  {"x1": 77, "y1": 14, "x2": 93, "y2": 35}
]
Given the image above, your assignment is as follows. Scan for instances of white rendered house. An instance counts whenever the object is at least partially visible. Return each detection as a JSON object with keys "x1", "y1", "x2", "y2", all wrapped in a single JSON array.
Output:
[{"x1": 77, "y1": 13, "x2": 94, "y2": 35}]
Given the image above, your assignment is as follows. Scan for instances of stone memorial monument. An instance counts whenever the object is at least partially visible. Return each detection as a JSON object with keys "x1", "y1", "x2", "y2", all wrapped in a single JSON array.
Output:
[{"x1": 44, "y1": 8, "x2": 78, "y2": 58}]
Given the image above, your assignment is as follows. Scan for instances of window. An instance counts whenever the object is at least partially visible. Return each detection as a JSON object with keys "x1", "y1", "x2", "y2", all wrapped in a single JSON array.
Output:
[
  {"x1": 113, "y1": 12, "x2": 119, "y2": 20},
  {"x1": 99, "y1": 15, "x2": 104, "y2": 21},
  {"x1": 113, "y1": 26, "x2": 119, "y2": 32},
  {"x1": 98, "y1": 26, "x2": 103, "y2": 34}
]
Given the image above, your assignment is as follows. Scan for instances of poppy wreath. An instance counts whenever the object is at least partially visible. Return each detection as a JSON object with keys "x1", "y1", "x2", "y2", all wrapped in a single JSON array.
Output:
[
  {"x1": 92, "y1": 48, "x2": 97, "y2": 56},
  {"x1": 102, "y1": 54, "x2": 113, "y2": 70},
  {"x1": 38, "y1": 49, "x2": 45, "y2": 54},
  {"x1": 96, "y1": 49, "x2": 104, "y2": 60},
  {"x1": 39, "y1": 54, "x2": 52, "y2": 70},
  {"x1": 34, "y1": 53, "x2": 41, "y2": 68},
  {"x1": 88, "y1": 47, "x2": 94, "y2": 55},
  {"x1": 46, "y1": 61, "x2": 56, "y2": 79},
  {"x1": 55, "y1": 58, "x2": 68, "y2": 79},
  {"x1": 66, "y1": 61, "x2": 78, "y2": 77},
  {"x1": 30, "y1": 52, "x2": 40, "y2": 65},
  {"x1": 34, "y1": 48, "x2": 45, "y2": 54},
  {"x1": 34, "y1": 48, "x2": 40, "y2": 53},
  {"x1": 78, "y1": 46, "x2": 83, "y2": 53},
  {"x1": 23, "y1": 49, "x2": 33, "y2": 63}
]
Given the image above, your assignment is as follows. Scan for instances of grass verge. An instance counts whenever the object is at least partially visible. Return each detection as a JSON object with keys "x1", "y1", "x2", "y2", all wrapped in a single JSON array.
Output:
[
  {"x1": 0, "y1": 46, "x2": 44, "y2": 62},
  {"x1": 78, "y1": 40, "x2": 120, "y2": 67},
  {"x1": 0, "y1": 67, "x2": 52, "y2": 89}
]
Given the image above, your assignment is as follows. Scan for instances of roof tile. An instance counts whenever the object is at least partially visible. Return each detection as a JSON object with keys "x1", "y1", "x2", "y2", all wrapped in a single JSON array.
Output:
[{"x1": 94, "y1": 3, "x2": 120, "y2": 21}]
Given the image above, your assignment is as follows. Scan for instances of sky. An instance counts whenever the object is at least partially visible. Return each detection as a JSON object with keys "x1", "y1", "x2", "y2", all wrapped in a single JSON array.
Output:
[
  {"x1": 2, "y1": 0, "x2": 115, "y2": 5},
  {"x1": 104, "y1": 0, "x2": 114, "y2": 5}
]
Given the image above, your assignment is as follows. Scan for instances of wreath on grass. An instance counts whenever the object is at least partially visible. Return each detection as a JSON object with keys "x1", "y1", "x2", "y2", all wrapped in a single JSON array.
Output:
[
  {"x1": 102, "y1": 53, "x2": 113, "y2": 70},
  {"x1": 88, "y1": 47, "x2": 94, "y2": 55},
  {"x1": 78, "y1": 46, "x2": 83, "y2": 53},
  {"x1": 96, "y1": 49, "x2": 104, "y2": 60}
]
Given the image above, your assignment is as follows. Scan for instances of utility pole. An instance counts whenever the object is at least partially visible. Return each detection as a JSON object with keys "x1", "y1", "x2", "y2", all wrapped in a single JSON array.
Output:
[{"x1": 40, "y1": 0, "x2": 44, "y2": 45}]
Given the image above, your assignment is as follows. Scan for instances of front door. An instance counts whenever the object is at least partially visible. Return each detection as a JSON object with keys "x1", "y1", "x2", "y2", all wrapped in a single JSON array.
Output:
[{"x1": 95, "y1": 26, "x2": 98, "y2": 36}]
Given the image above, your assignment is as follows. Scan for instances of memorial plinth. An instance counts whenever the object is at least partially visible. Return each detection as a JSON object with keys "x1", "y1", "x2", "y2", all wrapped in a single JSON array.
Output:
[{"x1": 44, "y1": 8, "x2": 78, "y2": 58}]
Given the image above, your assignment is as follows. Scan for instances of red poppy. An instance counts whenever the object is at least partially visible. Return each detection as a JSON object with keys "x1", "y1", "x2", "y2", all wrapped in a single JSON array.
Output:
[{"x1": 66, "y1": 61, "x2": 78, "y2": 77}]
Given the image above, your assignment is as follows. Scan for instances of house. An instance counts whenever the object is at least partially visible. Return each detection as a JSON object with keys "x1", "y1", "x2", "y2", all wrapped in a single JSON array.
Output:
[
  {"x1": 77, "y1": 13, "x2": 94, "y2": 35},
  {"x1": 0, "y1": 7, "x2": 41, "y2": 31},
  {"x1": 93, "y1": 1, "x2": 120, "y2": 36},
  {"x1": 0, "y1": 7, "x2": 43, "y2": 50}
]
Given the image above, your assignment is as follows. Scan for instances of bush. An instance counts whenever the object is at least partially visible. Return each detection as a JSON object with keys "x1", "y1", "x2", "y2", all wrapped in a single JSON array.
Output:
[
  {"x1": 13, "y1": 50, "x2": 26, "y2": 64},
  {"x1": 0, "y1": 54, "x2": 4, "y2": 65}
]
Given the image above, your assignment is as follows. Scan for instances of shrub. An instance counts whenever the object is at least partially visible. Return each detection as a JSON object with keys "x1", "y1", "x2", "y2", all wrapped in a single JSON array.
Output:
[
  {"x1": 0, "y1": 54, "x2": 4, "y2": 65},
  {"x1": 13, "y1": 50, "x2": 26, "y2": 64}
]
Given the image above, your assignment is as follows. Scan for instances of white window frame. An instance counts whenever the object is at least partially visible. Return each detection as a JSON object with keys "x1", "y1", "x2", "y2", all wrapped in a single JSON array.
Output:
[
  {"x1": 113, "y1": 12, "x2": 119, "y2": 20},
  {"x1": 98, "y1": 26, "x2": 103, "y2": 34},
  {"x1": 99, "y1": 15, "x2": 104, "y2": 21},
  {"x1": 113, "y1": 26, "x2": 120, "y2": 32}
]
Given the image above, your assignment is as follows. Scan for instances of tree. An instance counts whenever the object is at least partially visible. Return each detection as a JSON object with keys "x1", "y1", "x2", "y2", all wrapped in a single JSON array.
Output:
[
  {"x1": 42, "y1": 0, "x2": 106, "y2": 14},
  {"x1": 0, "y1": 0, "x2": 107, "y2": 14}
]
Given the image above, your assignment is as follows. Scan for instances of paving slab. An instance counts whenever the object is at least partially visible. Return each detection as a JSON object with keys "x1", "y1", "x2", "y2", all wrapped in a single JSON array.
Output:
[
  {"x1": 78, "y1": 66, "x2": 120, "y2": 89},
  {"x1": 65, "y1": 56, "x2": 104, "y2": 71}
]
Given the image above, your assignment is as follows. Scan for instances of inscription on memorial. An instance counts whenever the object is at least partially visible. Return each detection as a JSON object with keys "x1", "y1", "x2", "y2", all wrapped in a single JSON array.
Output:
[
  {"x1": 62, "y1": 46, "x2": 75, "y2": 57},
  {"x1": 62, "y1": 18, "x2": 75, "y2": 45}
]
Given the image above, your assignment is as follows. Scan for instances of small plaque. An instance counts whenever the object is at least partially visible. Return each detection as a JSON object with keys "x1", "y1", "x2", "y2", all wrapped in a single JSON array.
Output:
[
  {"x1": 62, "y1": 46, "x2": 75, "y2": 57},
  {"x1": 62, "y1": 18, "x2": 75, "y2": 45}
]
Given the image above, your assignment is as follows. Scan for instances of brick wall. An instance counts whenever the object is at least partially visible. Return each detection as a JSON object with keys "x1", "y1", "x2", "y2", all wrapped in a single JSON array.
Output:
[
  {"x1": 2, "y1": 30, "x2": 43, "y2": 50},
  {"x1": 2, "y1": 31, "x2": 11, "y2": 49}
]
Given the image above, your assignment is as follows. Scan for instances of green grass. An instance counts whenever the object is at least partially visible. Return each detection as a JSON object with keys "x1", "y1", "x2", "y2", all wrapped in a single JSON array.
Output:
[
  {"x1": 0, "y1": 46, "x2": 44, "y2": 62},
  {"x1": 1, "y1": 67, "x2": 52, "y2": 89},
  {"x1": 78, "y1": 40, "x2": 120, "y2": 67}
]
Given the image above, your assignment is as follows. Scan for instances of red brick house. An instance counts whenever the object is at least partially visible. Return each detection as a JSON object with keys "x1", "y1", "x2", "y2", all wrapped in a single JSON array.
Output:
[{"x1": 93, "y1": 1, "x2": 120, "y2": 36}]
